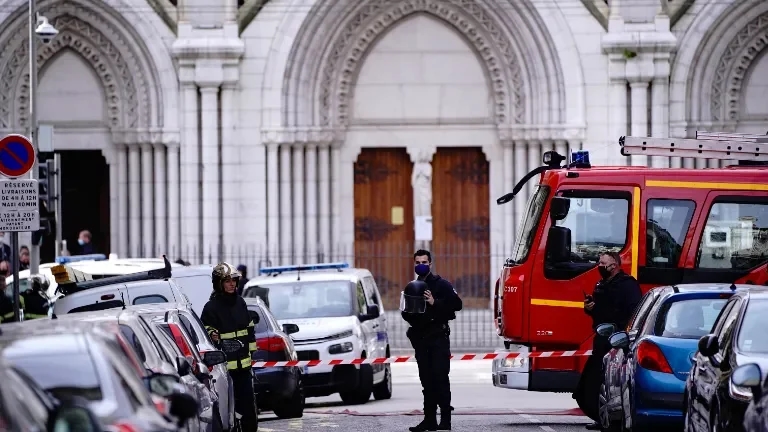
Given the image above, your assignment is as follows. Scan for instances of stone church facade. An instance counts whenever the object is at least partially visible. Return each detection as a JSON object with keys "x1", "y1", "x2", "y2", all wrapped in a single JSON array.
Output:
[{"x1": 0, "y1": 0, "x2": 766, "y2": 301}]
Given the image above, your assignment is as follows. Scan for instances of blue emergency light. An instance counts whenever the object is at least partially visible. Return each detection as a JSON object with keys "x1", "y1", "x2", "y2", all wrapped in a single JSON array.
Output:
[
  {"x1": 55, "y1": 254, "x2": 108, "y2": 264},
  {"x1": 259, "y1": 262, "x2": 350, "y2": 275},
  {"x1": 571, "y1": 150, "x2": 591, "y2": 167}
]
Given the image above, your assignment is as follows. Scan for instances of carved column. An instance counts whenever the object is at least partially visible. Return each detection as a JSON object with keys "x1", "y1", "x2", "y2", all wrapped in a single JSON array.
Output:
[
  {"x1": 167, "y1": 141, "x2": 180, "y2": 258},
  {"x1": 117, "y1": 144, "x2": 129, "y2": 257},
  {"x1": 502, "y1": 141, "x2": 514, "y2": 255},
  {"x1": 141, "y1": 143, "x2": 155, "y2": 256},
  {"x1": 330, "y1": 143, "x2": 342, "y2": 259},
  {"x1": 318, "y1": 143, "x2": 331, "y2": 260},
  {"x1": 526, "y1": 141, "x2": 541, "y2": 197},
  {"x1": 513, "y1": 141, "x2": 527, "y2": 245},
  {"x1": 608, "y1": 54, "x2": 629, "y2": 167},
  {"x1": 305, "y1": 143, "x2": 318, "y2": 263},
  {"x1": 407, "y1": 146, "x2": 436, "y2": 250},
  {"x1": 128, "y1": 144, "x2": 141, "y2": 258},
  {"x1": 293, "y1": 144, "x2": 306, "y2": 262},
  {"x1": 266, "y1": 142, "x2": 279, "y2": 263},
  {"x1": 200, "y1": 86, "x2": 221, "y2": 260},
  {"x1": 279, "y1": 143, "x2": 293, "y2": 263},
  {"x1": 629, "y1": 81, "x2": 650, "y2": 167},
  {"x1": 154, "y1": 143, "x2": 168, "y2": 255},
  {"x1": 220, "y1": 83, "x2": 238, "y2": 253},
  {"x1": 181, "y1": 82, "x2": 200, "y2": 259},
  {"x1": 105, "y1": 148, "x2": 119, "y2": 256},
  {"x1": 652, "y1": 53, "x2": 671, "y2": 168}
]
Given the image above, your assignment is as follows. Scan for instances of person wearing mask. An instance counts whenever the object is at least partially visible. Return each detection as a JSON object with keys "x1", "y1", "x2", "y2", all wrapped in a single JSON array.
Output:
[
  {"x1": 18, "y1": 246, "x2": 29, "y2": 271},
  {"x1": 236, "y1": 264, "x2": 249, "y2": 296},
  {"x1": 21, "y1": 274, "x2": 51, "y2": 320},
  {"x1": 76, "y1": 230, "x2": 95, "y2": 255},
  {"x1": 201, "y1": 262, "x2": 258, "y2": 431},
  {"x1": 401, "y1": 249, "x2": 463, "y2": 431},
  {"x1": 575, "y1": 252, "x2": 642, "y2": 430}
]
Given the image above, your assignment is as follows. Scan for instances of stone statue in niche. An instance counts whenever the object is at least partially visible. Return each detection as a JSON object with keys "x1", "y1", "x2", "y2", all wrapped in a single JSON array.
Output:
[{"x1": 410, "y1": 148, "x2": 434, "y2": 217}]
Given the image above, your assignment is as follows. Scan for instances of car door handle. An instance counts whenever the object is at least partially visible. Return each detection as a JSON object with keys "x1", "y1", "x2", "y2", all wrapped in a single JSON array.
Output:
[{"x1": 372, "y1": 324, "x2": 379, "y2": 329}]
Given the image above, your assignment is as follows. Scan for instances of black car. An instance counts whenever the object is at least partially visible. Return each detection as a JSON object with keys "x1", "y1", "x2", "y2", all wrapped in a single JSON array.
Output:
[
  {"x1": 684, "y1": 286, "x2": 768, "y2": 432},
  {"x1": 0, "y1": 320, "x2": 198, "y2": 431},
  {"x1": 246, "y1": 297, "x2": 305, "y2": 419},
  {"x1": 0, "y1": 353, "x2": 103, "y2": 431}
]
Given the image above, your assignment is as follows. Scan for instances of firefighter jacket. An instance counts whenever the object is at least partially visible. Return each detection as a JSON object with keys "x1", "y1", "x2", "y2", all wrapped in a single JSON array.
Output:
[
  {"x1": 0, "y1": 293, "x2": 13, "y2": 323},
  {"x1": 201, "y1": 293, "x2": 257, "y2": 371},
  {"x1": 21, "y1": 290, "x2": 49, "y2": 319}
]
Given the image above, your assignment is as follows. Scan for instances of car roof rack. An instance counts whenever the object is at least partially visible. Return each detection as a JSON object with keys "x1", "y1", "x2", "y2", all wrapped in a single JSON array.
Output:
[
  {"x1": 619, "y1": 131, "x2": 768, "y2": 162},
  {"x1": 258, "y1": 262, "x2": 349, "y2": 276},
  {"x1": 57, "y1": 255, "x2": 172, "y2": 295}
]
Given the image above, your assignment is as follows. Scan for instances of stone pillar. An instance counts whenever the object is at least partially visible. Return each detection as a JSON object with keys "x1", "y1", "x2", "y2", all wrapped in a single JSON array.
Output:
[
  {"x1": 513, "y1": 141, "x2": 527, "y2": 243},
  {"x1": 106, "y1": 148, "x2": 119, "y2": 256},
  {"x1": 330, "y1": 144, "x2": 342, "y2": 259},
  {"x1": 407, "y1": 146, "x2": 436, "y2": 250},
  {"x1": 180, "y1": 82, "x2": 200, "y2": 259},
  {"x1": 554, "y1": 139, "x2": 568, "y2": 160},
  {"x1": 501, "y1": 141, "x2": 514, "y2": 255},
  {"x1": 154, "y1": 143, "x2": 168, "y2": 255},
  {"x1": 266, "y1": 142, "x2": 279, "y2": 264},
  {"x1": 117, "y1": 144, "x2": 129, "y2": 257},
  {"x1": 220, "y1": 83, "x2": 238, "y2": 256},
  {"x1": 167, "y1": 141, "x2": 181, "y2": 258},
  {"x1": 200, "y1": 86, "x2": 221, "y2": 260},
  {"x1": 629, "y1": 81, "x2": 650, "y2": 167},
  {"x1": 293, "y1": 144, "x2": 305, "y2": 262},
  {"x1": 128, "y1": 144, "x2": 141, "y2": 257},
  {"x1": 279, "y1": 143, "x2": 292, "y2": 263},
  {"x1": 652, "y1": 53, "x2": 672, "y2": 168},
  {"x1": 141, "y1": 143, "x2": 154, "y2": 256},
  {"x1": 608, "y1": 54, "x2": 628, "y2": 167},
  {"x1": 305, "y1": 143, "x2": 318, "y2": 263},
  {"x1": 318, "y1": 143, "x2": 331, "y2": 260},
  {"x1": 527, "y1": 141, "x2": 541, "y2": 197}
]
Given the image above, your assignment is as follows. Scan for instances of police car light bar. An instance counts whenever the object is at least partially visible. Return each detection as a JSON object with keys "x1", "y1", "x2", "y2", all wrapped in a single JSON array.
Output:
[
  {"x1": 55, "y1": 254, "x2": 108, "y2": 264},
  {"x1": 259, "y1": 262, "x2": 350, "y2": 275}
]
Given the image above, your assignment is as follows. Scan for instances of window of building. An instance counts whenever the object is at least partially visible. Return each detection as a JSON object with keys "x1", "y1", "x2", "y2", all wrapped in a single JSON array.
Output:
[
  {"x1": 646, "y1": 199, "x2": 695, "y2": 268},
  {"x1": 696, "y1": 201, "x2": 768, "y2": 270}
]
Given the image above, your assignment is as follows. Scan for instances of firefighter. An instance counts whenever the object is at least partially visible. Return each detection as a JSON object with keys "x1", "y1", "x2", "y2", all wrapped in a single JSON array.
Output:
[
  {"x1": 401, "y1": 249, "x2": 463, "y2": 431},
  {"x1": 0, "y1": 278, "x2": 13, "y2": 323},
  {"x1": 21, "y1": 274, "x2": 51, "y2": 320},
  {"x1": 575, "y1": 251, "x2": 642, "y2": 430},
  {"x1": 200, "y1": 262, "x2": 258, "y2": 431}
]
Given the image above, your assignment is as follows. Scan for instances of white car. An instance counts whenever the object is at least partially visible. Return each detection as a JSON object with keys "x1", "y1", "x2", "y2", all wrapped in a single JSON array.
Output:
[{"x1": 242, "y1": 262, "x2": 392, "y2": 405}]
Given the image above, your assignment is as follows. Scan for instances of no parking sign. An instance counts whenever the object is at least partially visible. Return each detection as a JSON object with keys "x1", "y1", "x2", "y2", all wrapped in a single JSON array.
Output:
[{"x1": 0, "y1": 134, "x2": 39, "y2": 232}]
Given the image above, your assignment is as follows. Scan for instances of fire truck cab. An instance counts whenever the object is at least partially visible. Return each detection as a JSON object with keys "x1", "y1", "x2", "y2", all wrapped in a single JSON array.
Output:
[{"x1": 492, "y1": 132, "x2": 768, "y2": 393}]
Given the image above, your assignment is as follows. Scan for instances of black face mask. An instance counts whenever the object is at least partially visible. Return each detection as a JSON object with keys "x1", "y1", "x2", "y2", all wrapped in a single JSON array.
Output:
[{"x1": 597, "y1": 265, "x2": 612, "y2": 280}]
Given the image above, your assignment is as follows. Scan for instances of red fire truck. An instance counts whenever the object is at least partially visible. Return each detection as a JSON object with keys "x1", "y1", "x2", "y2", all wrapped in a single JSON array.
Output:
[{"x1": 491, "y1": 132, "x2": 768, "y2": 394}]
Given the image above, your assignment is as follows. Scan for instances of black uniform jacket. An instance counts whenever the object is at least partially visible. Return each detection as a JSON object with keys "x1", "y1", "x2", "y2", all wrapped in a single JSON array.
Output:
[
  {"x1": 21, "y1": 290, "x2": 49, "y2": 319},
  {"x1": 586, "y1": 271, "x2": 642, "y2": 354},
  {"x1": 402, "y1": 273, "x2": 463, "y2": 339},
  {"x1": 201, "y1": 293, "x2": 257, "y2": 371}
]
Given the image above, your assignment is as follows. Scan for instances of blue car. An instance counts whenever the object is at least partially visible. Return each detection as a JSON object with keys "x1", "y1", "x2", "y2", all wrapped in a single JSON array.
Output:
[{"x1": 598, "y1": 284, "x2": 739, "y2": 431}]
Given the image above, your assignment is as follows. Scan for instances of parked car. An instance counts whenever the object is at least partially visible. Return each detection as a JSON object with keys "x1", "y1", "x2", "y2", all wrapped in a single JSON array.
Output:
[
  {"x1": 50, "y1": 307, "x2": 221, "y2": 431},
  {"x1": 168, "y1": 264, "x2": 216, "y2": 316},
  {"x1": 135, "y1": 302, "x2": 237, "y2": 431},
  {"x1": 0, "y1": 320, "x2": 199, "y2": 430},
  {"x1": 684, "y1": 286, "x2": 768, "y2": 432},
  {"x1": 245, "y1": 296, "x2": 304, "y2": 418},
  {"x1": 243, "y1": 262, "x2": 392, "y2": 405},
  {"x1": 599, "y1": 283, "x2": 738, "y2": 431},
  {"x1": 0, "y1": 354, "x2": 103, "y2": 431}
]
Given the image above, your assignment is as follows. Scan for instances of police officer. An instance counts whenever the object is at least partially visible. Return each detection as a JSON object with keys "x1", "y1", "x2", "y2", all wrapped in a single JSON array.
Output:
[
  {"x1": 401, "y1": 249, "x2": 462, "y2": 431},
  {"x1": 21, "y1": 275, "x2": 51, "y2": 320},
  {"x1": 575, "y1": 252, "x2": 642, "y2": 430},
  {"x1": 201, "y1": 262, "x2": 259, "y2": 431}
]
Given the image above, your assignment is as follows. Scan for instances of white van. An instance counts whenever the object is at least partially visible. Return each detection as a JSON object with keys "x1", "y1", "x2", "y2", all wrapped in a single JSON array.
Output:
[
  {"x1": 53, "y1": 257, "x2": 191, "y2": 316},
  {"x1": 242, "y1": 262, "x2": 392, "y2": 405}
]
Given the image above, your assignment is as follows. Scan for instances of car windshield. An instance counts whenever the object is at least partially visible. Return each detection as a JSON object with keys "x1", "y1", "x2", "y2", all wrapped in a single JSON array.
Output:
[
  {"x1": 9, "y1": 353, "x2": 103, "y2": 401},
  {"x1": 511, "y1": 185, "x2": 549, "y2": 263},
  {"x1": 654, "y1": 298, "x2": 727, "y2": 339},
  {"x1": 737, "y1": 299, "x2": 768, "y2": 353},
  {"x1": 248, "y1": 281, "x2": 354, "y2": 320}
]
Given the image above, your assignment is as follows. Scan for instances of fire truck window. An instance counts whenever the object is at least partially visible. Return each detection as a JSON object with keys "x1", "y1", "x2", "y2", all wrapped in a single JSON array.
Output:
[
  {"x1": 646, "y1": 199, "x2": 695, "y2": 268},
  {"x1": 512, "y1": 185, "x2": 550, "y2": 264},
  {"x1": 697, "y1": 202, "x2": 768, "y2": 270},
  {"x1": 554, "y1": 196, "x2": 629, "y2": 262}
]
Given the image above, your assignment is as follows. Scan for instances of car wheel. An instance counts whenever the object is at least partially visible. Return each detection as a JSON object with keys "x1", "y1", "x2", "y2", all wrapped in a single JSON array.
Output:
[
  {"x1": 339, "y1": 364, "x2": 374, "y2": 405},
  {"x1": 373, "y1": 365, "x2": 392, "y2": 400},
  {"x1": 273, "y1": 386, "x2": 305, "y2": 419}
]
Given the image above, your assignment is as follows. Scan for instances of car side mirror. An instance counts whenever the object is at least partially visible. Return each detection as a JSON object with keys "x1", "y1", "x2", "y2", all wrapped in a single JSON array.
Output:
[
  {"x1": 698, "y1": 334, "x2": 719, "y2": 357},
  {"x1": 731, "y1": 363, "x2": 764, "y2": 401},
  {"x1": 363, "y1": 304, "x2": 380, "y2": 320},
  {"x1": 168, "y1": 392, "x2": 199, "y2": 427},
  {"x1": 545, "y1": 226, "x2": 572, "y2": 263},
  {"x1": 202, "y1": 350, "x2": 227, "y2": 367},
  {"x1": 47, "y1": 402, "x2": 102, "y2": 432},
  {"x1": 549, "y1": 196, "x2": 571, "y2": 221},
  {"x1": 609, "y1": 331, "x2": 630, "y2": 349},
  {"x1": 176, "y1": 356, "x2": 192, "y2": 377},
  {"x1": 248, "y1": 310, "x2": 260, "y2": 324},
  {"x1": 146, "y1": 372, "x2": 181, "y2": 397},
  {"x1": 596, "y1": 323, "x2": 617, "y2": 338},
  {"x1": 282, "y1": 323, "x2": 300, "y2": 335}
]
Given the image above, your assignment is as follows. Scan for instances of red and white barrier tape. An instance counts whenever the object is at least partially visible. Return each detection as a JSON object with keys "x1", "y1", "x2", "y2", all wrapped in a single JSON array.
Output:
[{"x1": 251, "y1": 349, "x2": 593, "y2": 368}]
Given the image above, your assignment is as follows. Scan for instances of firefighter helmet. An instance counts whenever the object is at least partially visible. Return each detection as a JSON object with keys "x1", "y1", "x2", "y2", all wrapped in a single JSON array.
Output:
[
  {"x1": 212, "y1": 262, "x2": 241, "y2": 292},
  {"x1": 29, "y1": 274, "x2": 50, "y2": 293}
]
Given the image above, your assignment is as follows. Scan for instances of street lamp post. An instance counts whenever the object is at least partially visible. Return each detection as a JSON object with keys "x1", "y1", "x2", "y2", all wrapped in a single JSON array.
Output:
[{"x1": 27, "y1": 0, "x2": 57, "y2": 275}]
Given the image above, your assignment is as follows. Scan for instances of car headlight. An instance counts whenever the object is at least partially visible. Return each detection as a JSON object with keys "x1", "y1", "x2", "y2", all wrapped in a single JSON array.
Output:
[
  {"x1": 327, "y1": 330, "x2": 353, "y2": 340},
  {"x1": 329, "y1": 342, "x2": 354, "y2": 355},
  {"x1": 729, "y1": 379, "x2": 753, "y2": 402}
]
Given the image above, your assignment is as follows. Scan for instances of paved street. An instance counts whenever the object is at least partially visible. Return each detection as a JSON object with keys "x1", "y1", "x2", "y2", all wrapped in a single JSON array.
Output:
[{"x1": 259, "y1": 360, "x2": 590, "y2": 431}]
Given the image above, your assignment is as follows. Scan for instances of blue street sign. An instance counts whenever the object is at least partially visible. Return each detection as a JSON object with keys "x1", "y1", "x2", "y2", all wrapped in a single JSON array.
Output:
[{"x1": 0, "y1": 134, "x2": 35, "y2": 178}]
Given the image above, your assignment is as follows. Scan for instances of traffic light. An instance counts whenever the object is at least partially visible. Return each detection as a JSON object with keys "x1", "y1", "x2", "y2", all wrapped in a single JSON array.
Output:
[{"x1": 38, "y1": 160, "x2": 56, "y2": 213}]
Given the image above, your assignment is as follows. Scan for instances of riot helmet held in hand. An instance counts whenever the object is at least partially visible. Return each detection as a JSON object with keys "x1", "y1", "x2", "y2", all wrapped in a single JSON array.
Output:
[{"x1": 400, "y1": 279, "x2": 428, "y2": 314}]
